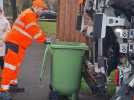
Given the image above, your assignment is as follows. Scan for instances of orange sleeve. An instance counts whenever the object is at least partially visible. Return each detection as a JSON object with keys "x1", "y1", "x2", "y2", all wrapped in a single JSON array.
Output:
[
  {"x1": 24, "y1": 13, "x2": 47, "y2": 43},
  {"x1": 26, "y1": 24, "x2": 47, "y2": 43}
]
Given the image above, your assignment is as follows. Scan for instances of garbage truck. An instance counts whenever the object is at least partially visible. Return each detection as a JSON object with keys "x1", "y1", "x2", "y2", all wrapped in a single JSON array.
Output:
[
  {"x1": 39, "y1": 0, "x2": 134, "y2": 100},
  {"x1": 76, "y1": 0, "x2": 134, "y2": 99}
]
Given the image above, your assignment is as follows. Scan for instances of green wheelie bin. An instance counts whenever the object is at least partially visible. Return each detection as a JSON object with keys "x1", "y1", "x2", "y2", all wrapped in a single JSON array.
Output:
[{"x1": 40, "y1": 42, "x2": 88, "y2": 100}]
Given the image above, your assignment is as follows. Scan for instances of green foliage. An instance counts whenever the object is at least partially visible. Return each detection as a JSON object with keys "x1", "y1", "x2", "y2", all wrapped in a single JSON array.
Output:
[
  {"x1": 80, "y1": 78, "x2": 91, "y2": 93},
  {"x1": 22, "y1": 0, "x2": 32, "y2": 10},
  {"x1": 39, "y1": 21, "x2": 56, "y2": 36}
]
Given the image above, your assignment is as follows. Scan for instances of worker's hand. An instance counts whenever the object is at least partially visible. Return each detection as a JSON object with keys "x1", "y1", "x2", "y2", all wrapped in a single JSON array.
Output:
[{"x1": 44, "y1": 41, "x2": 51, "y2": 45}]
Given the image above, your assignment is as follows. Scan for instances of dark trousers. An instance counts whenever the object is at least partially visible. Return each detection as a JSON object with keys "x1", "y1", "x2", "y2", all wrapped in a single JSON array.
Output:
[{"x1": 0, "y1": 56, "x2": 4, "y2": 69}]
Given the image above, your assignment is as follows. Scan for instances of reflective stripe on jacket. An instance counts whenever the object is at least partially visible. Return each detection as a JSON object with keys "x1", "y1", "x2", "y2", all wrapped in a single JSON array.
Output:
[{"x1": 5, "y1": 8, "x2": 46, "y2": 49}]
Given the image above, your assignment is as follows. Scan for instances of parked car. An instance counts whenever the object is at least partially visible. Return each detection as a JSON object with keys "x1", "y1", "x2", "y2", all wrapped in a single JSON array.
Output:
[{"x1": 40, "y1": 10, "x2": 57, "y2": 20}]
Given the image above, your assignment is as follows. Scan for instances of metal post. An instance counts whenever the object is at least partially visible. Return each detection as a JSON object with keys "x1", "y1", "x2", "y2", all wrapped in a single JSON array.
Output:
[
  {"x1": 98, "y1": 38, "x2": 103, "y2": 57},
  {"x1": 98, "y1": 38, "x2": 105, "y2": 74},
  {"x1": 11, "y1": 0, "x2": 17, "y2": 22}
]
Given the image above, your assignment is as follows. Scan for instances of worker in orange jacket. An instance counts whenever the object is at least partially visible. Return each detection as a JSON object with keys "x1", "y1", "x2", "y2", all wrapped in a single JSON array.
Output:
[{"x1": 0, "y1": 0, "x2": 49, "y2": 94}]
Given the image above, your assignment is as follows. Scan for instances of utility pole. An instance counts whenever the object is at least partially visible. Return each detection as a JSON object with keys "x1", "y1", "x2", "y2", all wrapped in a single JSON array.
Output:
[{"x1": 11, "y1": 0, "x2": 17, "y2": 22}]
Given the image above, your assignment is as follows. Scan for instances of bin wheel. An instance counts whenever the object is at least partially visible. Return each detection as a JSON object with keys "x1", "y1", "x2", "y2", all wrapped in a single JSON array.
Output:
[
  {"x1": 49, "y1": 91, "x2": 68, "y2": 100},
  {"x1": 49, "y1": 91, "x2": 59, "y2": 100},
  {"x1": 49, "y1": 84, "x2": 53, "y2": 90}
]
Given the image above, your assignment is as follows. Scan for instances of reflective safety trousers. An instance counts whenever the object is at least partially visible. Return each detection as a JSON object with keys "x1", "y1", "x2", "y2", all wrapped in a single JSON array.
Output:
[{"x1": 1, "y1": 43, "x2": 25, "y2": 90}]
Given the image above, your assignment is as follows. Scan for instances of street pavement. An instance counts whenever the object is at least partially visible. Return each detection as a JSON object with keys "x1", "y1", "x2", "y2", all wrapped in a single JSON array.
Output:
[
  {"x1": 13, "y1": 42, "x2": 50, "y2": 100},
  {"x1": 12, "y1": 42, "x2": 108, "y2": 100}
]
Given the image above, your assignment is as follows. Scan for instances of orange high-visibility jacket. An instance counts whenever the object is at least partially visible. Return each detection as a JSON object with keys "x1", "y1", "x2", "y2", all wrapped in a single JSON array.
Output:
[{"x1": 5, "y1": 8, "x2": 46, "y2": 49}]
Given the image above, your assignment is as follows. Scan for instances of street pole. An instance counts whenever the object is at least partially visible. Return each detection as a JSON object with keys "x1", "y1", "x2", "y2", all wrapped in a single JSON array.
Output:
[{"x1": 11, "y1": 0, "x2": 17, "y2": 22}]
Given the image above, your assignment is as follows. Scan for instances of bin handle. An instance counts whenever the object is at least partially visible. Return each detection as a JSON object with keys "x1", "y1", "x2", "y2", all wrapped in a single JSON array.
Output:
[{"x1": 40, "y1": 45, "x2": 50, "y2": 81}]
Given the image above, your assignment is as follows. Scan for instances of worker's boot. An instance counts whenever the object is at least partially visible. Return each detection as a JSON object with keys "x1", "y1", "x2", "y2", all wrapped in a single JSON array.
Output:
[
  {"x1": 0, "y1": 88, "x2": 12, "y2": 100},
  {"x1": 9, "y1": 84, "x2": 25, "y2": 93},
  {"x1": 0, "y1": 92, "x2": 12, "y2": 100}
]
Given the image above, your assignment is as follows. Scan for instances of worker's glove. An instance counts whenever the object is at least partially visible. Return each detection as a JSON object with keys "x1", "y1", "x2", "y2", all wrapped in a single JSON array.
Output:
[
  {"x1": 44, "y1": 41, "x2": 51, "y2": 45},
  {"x1": 44, "y1": 38, "x2": 51, "y2": 45}
]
